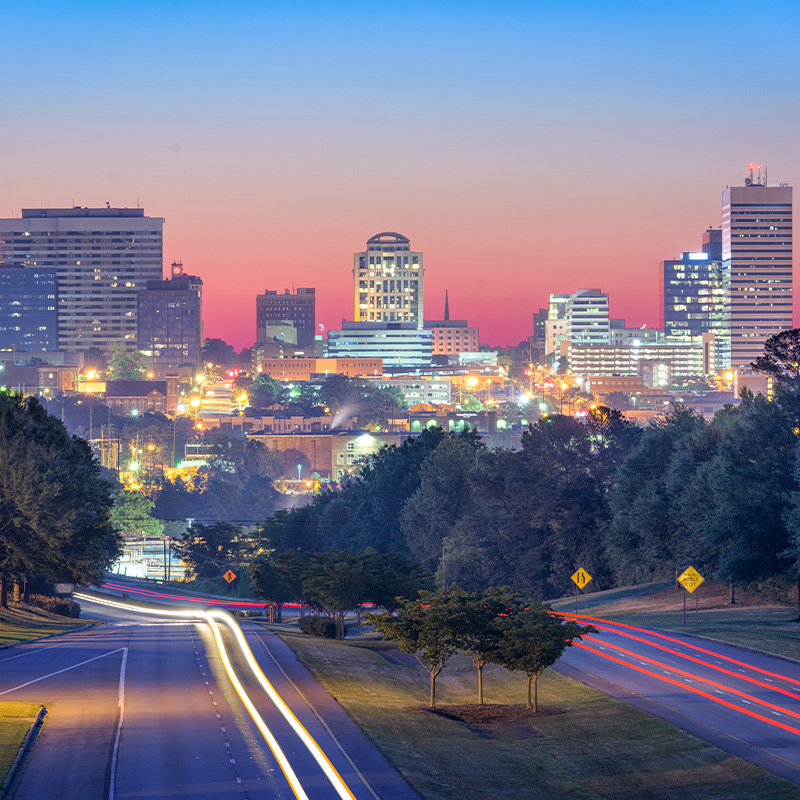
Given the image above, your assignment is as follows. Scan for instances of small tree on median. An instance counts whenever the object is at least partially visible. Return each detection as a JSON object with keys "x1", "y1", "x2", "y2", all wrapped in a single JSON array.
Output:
[
  {"x1": 365, "y1": 588, "x2": 461, "y2": 709},
  {"x1": 450, "y1": 586, "x2": 523, "y2": 705},
  {"x1": 248, "y1": 558, "x2": 295, "y2": 622},
  {"x1": 496, "y1": 604, "x2": 596, "y2": 711}
]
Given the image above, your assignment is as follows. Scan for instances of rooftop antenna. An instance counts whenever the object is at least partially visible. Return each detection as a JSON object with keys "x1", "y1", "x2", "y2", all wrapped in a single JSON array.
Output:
[{"x1": 746, "y1": 162, "x2": 754, "y2": 186}]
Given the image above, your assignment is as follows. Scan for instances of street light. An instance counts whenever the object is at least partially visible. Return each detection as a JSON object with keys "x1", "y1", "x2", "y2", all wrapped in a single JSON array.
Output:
[{"x1": 297, "y1": 464, "x2": 302, "y2": 481}]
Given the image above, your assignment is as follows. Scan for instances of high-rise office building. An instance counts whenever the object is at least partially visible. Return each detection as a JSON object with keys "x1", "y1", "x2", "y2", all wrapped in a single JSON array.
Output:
[
  {"x1": 722, "y1": 170, "x2": 792, "y2": 369},
  {"x1": 353, "y1": 233, "x2": 423, "y2": 327},
  {"x1": 0, "y1": 266, "x2": 58, "y2": 353},
  {"x1": 660, "y1": 229, "x2": 726, "y2": 356},
  {"x1": 256, "y1": 288, "x2": 315, "y2": 347},
  {"x1": 137, "y1": 277, "x2": 202, "y2": 368},
  {"x1": 0, "y1": 207, "x2": 163, "y2": 354}
]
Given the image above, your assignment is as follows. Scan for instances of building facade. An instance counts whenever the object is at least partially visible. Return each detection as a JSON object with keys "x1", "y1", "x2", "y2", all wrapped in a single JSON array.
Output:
[
  {"x1": 256, "y1": 288, "x2": 316, "y2": 347},
  {"x1": 353, "y1": 233, "x2": 423, "y2": 326},
  {"x1": 0, "y1": 266, "x2": 57, "y2": 353},
  {"x1": 326, "y1": 322, "x2": 432, "y2": 371},
  {"x1": 257, "y1": 357, "x2": 383, "y2": 381},
  {"x1": 137, "y1": 277, "x2": 202, "y2": 368},
  {"x1": 0, "y1": 207, "x2": 163, "y2": 354},
  {"x1": 722, "y1": 175, "x2": 792, "y2": 370}
]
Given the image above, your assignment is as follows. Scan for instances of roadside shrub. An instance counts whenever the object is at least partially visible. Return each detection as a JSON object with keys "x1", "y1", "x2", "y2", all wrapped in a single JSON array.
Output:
[
  {"x1": 299, "y1": 615, "x2": 342, "y2": 639},
  {"x1": 27, "y1": 594, "x2": 81, "y2": 618}
]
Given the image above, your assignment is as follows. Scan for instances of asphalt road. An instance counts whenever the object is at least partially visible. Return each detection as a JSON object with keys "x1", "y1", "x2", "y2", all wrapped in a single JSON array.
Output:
[
  {"x1": 0, "y1": 592, "x2": 420, "y2": 800},
  {"x1": 557, "y1": 611, "x2": 800, "y2": 785}
]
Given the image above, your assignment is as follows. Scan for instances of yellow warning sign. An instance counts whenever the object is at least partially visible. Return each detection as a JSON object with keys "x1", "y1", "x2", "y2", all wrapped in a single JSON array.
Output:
[
  {"x1": 677, "y1": 566, "x2": 704, "y2": 594},
  {"x1": 223, "y1": 569, "x2": 237, "y2": 583},
  {"x1": 571, "y1": 568, "x2": 593, "y2": 589}
]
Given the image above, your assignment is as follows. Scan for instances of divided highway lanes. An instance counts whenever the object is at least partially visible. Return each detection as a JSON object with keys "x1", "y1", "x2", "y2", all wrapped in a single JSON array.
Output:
[
  {"x1": 557, "y1": 612, "x2": 800, "y2": 785},
  {"x1": 0, "y1": 589, "x2": 420, "y2": 800}
]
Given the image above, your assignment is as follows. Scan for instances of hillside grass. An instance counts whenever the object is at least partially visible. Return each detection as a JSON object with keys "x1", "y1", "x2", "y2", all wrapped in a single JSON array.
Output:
[
  {"x1": 270, "y1": 624, "x2": 799, "y2": 800},
  {"x1": 551, "y1": 580, "x2": 800, "y2": 660},
  {"x1": 0, "y1": 604, "x2": 88, "y2": 647}
]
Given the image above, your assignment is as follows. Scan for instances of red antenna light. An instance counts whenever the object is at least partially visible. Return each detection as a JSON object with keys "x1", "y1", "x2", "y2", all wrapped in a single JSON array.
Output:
[{"x1": 749, "y1": 163, "x2": 755, "y2": 170}]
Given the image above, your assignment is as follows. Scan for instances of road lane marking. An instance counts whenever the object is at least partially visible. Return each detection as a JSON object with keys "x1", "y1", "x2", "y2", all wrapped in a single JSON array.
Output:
[
  {"x1": 561, "y1": 611, "x2": 800, "y2": 688},
  {"x1": 204, "y1": 614, "x2": 309, "y2": 800},
  {"x1": 575, "y1": 642, "x2": 800, "y2": 736},
  {"x1": 579, "y1": 632, "x2": 800, "y2": 703},
  {"x1": 80, "y1": 592, "x2": 360, "y2": 800},
  {"x1": 251, "y1": 628, "x2": 382, "y2": 800},
  {"x1": 579, "y1": 639, "x2": 800, "y2": 720},
  {"x1": 0, "y1": 645, "x2": 61, "y2": 664},
  {"x1": 108, "y1": 647, "x2": 128, "y2": 800},
  {"x1": 0, "y1": 648, "x2": 125, "y2": 696}
]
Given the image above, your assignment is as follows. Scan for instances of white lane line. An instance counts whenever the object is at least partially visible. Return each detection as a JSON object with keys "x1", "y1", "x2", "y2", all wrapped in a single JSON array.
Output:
[
  {"x1": 108, "y1": 648, "x2": 128, "y2": 800},
  {"x1": 0, "y1": 648, "x2": 125, "y2": 697},
  {"x1": 0, "y1": 645, "x2": 61, "y2": 664}
]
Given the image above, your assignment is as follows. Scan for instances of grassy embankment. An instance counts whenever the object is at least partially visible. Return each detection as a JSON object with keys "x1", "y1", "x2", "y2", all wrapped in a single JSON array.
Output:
[
  {"x1": 0, "y1": 603, "x2": 88, "y2": 647},
  {"x1": 0, "y1": 702, "x2": 42, "y2": 781},
  {"x1": 270, "y1": 622, "x2": 799, "y2": 800},
  {"x1": 550, "y1": 579, "x2": 800, "y2": 660}
]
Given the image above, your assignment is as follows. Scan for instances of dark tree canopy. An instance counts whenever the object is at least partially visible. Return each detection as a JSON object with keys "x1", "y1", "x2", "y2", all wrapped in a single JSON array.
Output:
[
  {"x1": 0, "y1": 393, "x2": 120, "y2": 603},
  {"x1": 752, "y1": 328, "x2": 800, "y2": 386}
]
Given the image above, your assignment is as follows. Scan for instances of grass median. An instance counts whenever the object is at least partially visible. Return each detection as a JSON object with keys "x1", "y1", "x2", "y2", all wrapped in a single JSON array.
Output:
[
  {"x1": 272, "y1": 625, "x2": 798, "y2": 800},
  {"x1": 0, "y1": 702, "x2": 42, "y2": 780}
]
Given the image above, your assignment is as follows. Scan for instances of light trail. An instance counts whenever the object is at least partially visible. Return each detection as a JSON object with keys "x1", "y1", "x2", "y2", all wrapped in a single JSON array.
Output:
[
  {"x1": 580, "y1": 636, "x2": 800, "y2": 721},
  {"x1": 560, "y1": 610, "x2": 800, "y2": 688},
  {"x1": 574, "y1": 640, "x2": 800, "y2": 736},
  {"x1": 75, "y1": 591, "x2": 357, "y2": 800},
  {"x1": 577, "y1": 628, "x2": 800, "y2": 703}
]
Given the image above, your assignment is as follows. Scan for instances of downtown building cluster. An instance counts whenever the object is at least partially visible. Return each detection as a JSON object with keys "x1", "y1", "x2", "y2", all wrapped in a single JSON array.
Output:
[
  {"x1": 532, "y1": 168, "x2": 793, "y2": 404},
  {"x1": 0, "y1": 167, "x2": 792, "y2": 429}
]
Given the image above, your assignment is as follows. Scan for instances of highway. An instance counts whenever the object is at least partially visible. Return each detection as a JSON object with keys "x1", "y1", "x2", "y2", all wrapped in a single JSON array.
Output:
[
  {"x1": 557, "y1": 611, "x2": 800, "y2": 785},
  {"x1": 0, "y1": 586, "x2": 420, "y2": 800}
]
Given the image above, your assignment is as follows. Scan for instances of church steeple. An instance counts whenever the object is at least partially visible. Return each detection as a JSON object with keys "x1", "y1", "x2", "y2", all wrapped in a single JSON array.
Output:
[{"x1": 444, "y1": 290, "x2": 450, "y2": 322}]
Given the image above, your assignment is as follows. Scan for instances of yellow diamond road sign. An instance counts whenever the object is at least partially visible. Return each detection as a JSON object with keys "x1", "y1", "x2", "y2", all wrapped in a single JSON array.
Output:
[
  {"x1": 678, "y1": 566, "x2": 704, "y2": 594},
  {"x1": 223, "y1": 569, "x2": 237, "y2": 583},
  {"x1": 571, "y1": 568, "x2": 592, "y2": 589}
]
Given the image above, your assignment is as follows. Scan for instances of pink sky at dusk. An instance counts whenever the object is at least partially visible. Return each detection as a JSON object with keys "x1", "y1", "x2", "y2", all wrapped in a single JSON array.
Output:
[{"x1": 2, "y1": 2, "x2": 799, "y2": 351}]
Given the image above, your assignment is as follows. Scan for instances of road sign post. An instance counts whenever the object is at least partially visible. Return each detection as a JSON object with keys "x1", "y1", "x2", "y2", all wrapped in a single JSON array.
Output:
[
  {"x1": 571, "y1": 568, "x2": 593, "y2": 612},
  {"x1": 677, "y1": 566, "x2": 704, "y2": 626}
]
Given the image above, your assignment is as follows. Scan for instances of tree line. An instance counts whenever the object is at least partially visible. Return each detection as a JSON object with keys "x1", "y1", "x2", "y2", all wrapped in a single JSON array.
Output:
[
  {"x1": 258, "y1": 330, "x2": 800, "y2": 603},
  {"x1": 0, "y1": 393, "x2": 121, "y2": 607}
]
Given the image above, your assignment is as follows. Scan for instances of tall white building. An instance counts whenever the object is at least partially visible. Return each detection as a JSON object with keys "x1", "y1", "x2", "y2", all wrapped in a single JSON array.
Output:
[
  {"x1": 353, "y1": 232, "x2": 423, "y2": 327},
  {"x1": 722, "y1": 170, "x2": 792, "y2": 369},
  {"x1": 0, "y1": 207, "x2": 163, "y2": 354},
  {"x1": 545, "y1": 289, "x2": 610, "y2": 354}
]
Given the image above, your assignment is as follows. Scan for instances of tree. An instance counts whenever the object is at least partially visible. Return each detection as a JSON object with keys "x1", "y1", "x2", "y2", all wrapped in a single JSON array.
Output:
[
  {"x1": 459, "y1": 395, "x2": 484, "y2": 412},
  {"x1": 401, "y1": 433, "x2": 482, "y2": 572},
  {"x1": 249, "y1": 374, "x2": 283, "y2": 410},
  {"x1": 365, "y1": 588, "x2": 463, "y2": 708},
  {"x1": 301, "y1": 550, "x2": 374, "y2": 639},
  {"x1": 107, "y1": 343, "x2": 146, "y2": 381},
  {"x1": 110, "y1": 491, "x2": 164, "y2": 537},
  {"x1": 171, "y1": 522, "x2": 244, "y2": 579},
  {"x1": 249, "y1": 558, "x2": 295, "y2": 622},
  {"x1": 497, "y1": 605, "x2": 595, "y2": 710},
  {"x1": 451, "y1": 587, "x2": 523, "y2": 704},
  {"x1": 201, "y1": 338, "x2": 236, "y2": 369},
  {"x1": 752, "y1": 328, "x2": 800, "y2": 387},
  {"x1": 0, "y1": 393, "x2": 120, "y2": 605}
]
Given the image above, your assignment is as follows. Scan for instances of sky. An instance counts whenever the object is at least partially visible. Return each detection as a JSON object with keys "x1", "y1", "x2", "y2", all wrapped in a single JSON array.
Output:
[{"x1": 1, "y1": 1, "x2": 799, "y2": 350}]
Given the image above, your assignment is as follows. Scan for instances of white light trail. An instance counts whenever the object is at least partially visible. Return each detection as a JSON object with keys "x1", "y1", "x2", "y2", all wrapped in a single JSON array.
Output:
[{"x1": 75, "y1": 592, "x2": 356, "y2": 800}]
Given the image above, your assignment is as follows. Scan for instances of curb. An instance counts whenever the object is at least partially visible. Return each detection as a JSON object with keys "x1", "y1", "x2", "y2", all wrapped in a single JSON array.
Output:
[
  {"x1": 0, "y1": 705, "x2": 47, "y2": 799},
  {"x1": 0, "y1": 622, "x2": 99, "y2": 652}
]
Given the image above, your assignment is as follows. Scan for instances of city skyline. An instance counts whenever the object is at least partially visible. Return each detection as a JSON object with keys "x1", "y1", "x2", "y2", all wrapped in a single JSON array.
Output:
[{"x1": 1, "y1": 2, "x2": 798, "y2": 350}]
